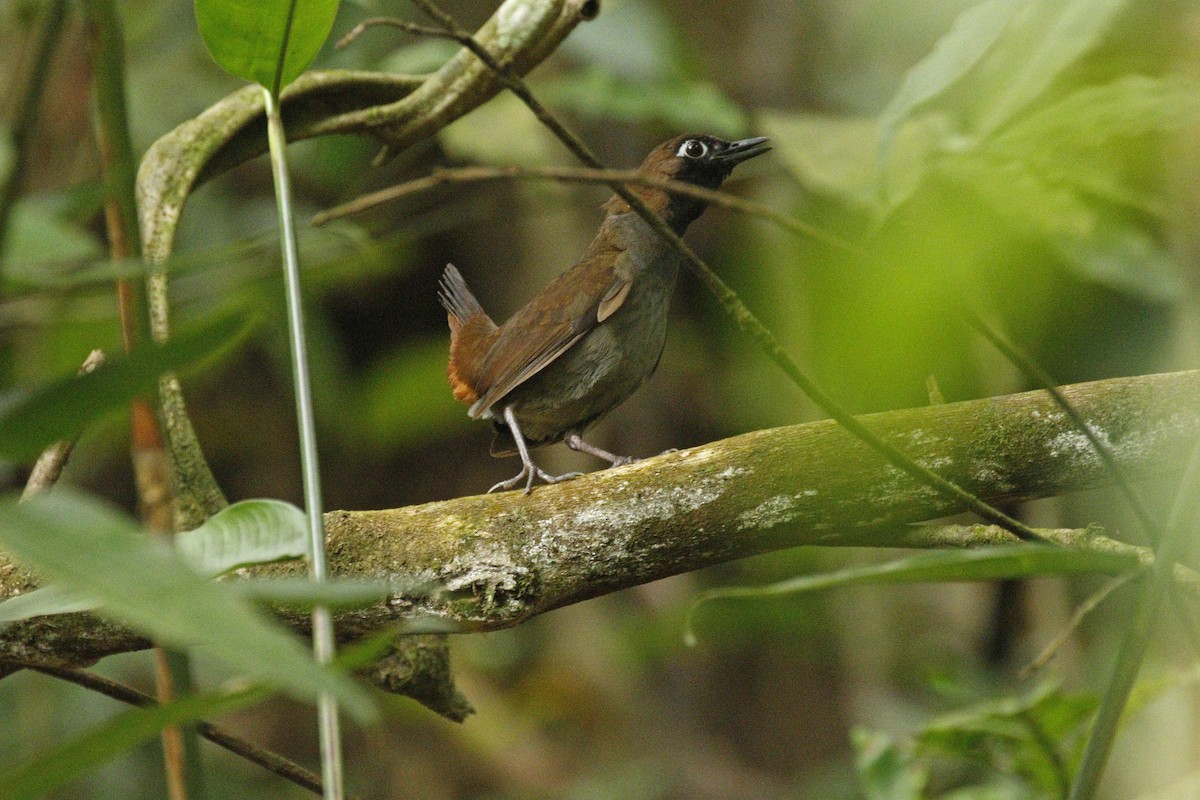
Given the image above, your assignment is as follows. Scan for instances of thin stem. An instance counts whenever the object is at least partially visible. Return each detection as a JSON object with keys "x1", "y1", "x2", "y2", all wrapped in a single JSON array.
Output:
[
  {"x1": 1020, "y1": 572, "x2": 1138, "y2": 677},
  {"x1": 82, "y1": 0, "x2": 206, "y2": 796},
  {"x1": 312, "y1": 164, "x2": 857, "y2": 253},
  {"x1": 0, "y1": 0, "x2": 70, "y2": 266},
  {"x1": 392, "y1": 0, "x2": 1048, "y2": 543},
  {"x1": 21, "y1": 662, "x2": 332, "y2": 798},
  {"x1": 964, "y1": 312, "x2": 1161, "y2": 544},
  {"x1": 1068, "y1": 436, "x2": 1200, "y2": 799},
  {"x1": 262, "y1": 87, "x2": 344, "y2": 800}
]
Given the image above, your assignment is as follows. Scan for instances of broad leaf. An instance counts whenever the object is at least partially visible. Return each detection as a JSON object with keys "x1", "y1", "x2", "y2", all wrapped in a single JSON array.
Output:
[
  {"x1": 0, "y1": 685, "x2": 267, "y2": 800},
  {"x1": 176, "y1": 498, "x2": 308, "y2": 576},
  {"x1": 0, "y1": 309, "x2": 250, "y2": 461},
  {"x1": 877, "y1": 0, "x2": 1024, "y2": 166},
  {"x1": 0, "y1": 490, "x2": 376, "y2": 721},
  {"x1": 0, "y1": 585, "x2": 93, "y2": 623},
  {"x1": 973, "y1": 0, "x2": 1132, "y2": 136},
  {"x1": 195, "y1": 0, "x2": 340, "y2": 92},
  {"x1": 540, "y1": 67, "x2": 747, "y2": 138}
]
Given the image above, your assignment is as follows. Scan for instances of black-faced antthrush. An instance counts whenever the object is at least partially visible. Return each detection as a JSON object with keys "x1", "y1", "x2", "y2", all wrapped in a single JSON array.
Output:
[{"x1": 439, "y1": 133, "x2": 770, "y2": 493}]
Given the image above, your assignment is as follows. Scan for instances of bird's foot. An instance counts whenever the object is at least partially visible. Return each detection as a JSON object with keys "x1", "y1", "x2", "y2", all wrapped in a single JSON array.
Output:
[
  {"x1": 488, "y1": 465, "x2": 583, "y2": 495},
  {"x1": 564, "y1": 433, "x2": 640, "y2": 468}
]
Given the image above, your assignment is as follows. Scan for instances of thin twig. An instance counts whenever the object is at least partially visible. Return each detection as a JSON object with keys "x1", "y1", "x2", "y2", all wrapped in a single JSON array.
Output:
[
  {"x1": 964, "y1": 312, "x2": 1161, "y2": 544},
  {"x1": 20, "y1": 349, "x2": 107, "y2": 500},
  {"x1": 1020, "y1": 572, "x2": 1138, "y2": 677},
  {"x1": 19, "y1": 662, "x2": 332, "y2": 798},
  {"x1": 376, "y1": 0, "x2": 1049, "y2": 542},
  {"x1": 312, "y1": 164, "x2": 858, "y2": 253}
]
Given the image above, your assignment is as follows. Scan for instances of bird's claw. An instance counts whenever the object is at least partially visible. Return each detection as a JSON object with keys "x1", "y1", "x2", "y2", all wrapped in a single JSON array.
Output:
[{"x1": 488, "y1": 466, "x2": 583, "y2": 495}]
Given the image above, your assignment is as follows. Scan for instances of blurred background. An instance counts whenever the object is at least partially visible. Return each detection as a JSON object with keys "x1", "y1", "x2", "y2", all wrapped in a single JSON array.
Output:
[{"x1": 2, "y1": 0, "x2": 1199, "y2": 797}]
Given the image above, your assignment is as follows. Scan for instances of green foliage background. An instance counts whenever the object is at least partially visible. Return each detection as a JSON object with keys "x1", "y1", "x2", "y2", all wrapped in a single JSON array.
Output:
[{"x1": 1, "y1": 0, "x2": 1198, "y2": 797}]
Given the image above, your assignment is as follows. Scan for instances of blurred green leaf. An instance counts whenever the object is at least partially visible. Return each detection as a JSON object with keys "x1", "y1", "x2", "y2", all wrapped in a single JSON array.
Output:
[
  {"x1": 853, "y1": 728, "x2": 928, "y2": 800},
  {"x1": 0, "y1": 308, "x2": 251, "y2": 461},
  {"x1": 541, "y1": 66, "x2": 747, "y2": 138},
  {"x1": 559, "y1": 0, "x2": 684, "y2": 82},
  {"x1": 760, "y1": 110, "x2": 881, "y2": 209},
  {"x1": 988, "y1": 75, "x2": 1200, "y2": 211},
  {"x1": 937, "y1": 153, "x2": 1185, "y2": 303},
  {"x1": 918, "y1": 684, "x2": 1094, "y2": 797},
  {"x1": 877, "y1": 0, "x2": 1022, "y2": 168},
  {"x1": 175, "y1": 498, "x2": 308, "y2": 576},
  {"x1": 377, "y1": 39, "x2": 457, "y2": 75},
  {"x1": 0, "y1": 584, "x2": 93, "y2": 623},
  {"x1": 761, "y1": 109, "x2": 951, "y2": 213},
  {"x1": 3, "y1": 221, "x2": 379, "y2": 297},
  {"x1": 2, "y1": 199, "x2": 103, "y2": 283},
  {"x1": 694, "y1": 546, "x2": 1138, "y2": 608},
  {"x1": 194, "y1": 0, "x2": 339, "y2": 92},
  {"x1": 0, "y1": 684, "x2": 268, "y2": 800},
  {"x1": 353, "y1": 337, "x2": 467, "y2": 451},
  {"x1": 0, "y1": 489, "x2": 376, "y2": 721},
  {"x1": 440, "y1": 92, "x2": 562, "y2": 166},
  {"x1": 972, "y1": 0, "x2": 1132, "y2": 136}
]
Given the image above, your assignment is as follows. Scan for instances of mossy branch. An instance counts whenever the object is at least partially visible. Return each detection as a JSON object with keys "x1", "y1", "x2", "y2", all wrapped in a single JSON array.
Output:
[{"x1": 1, "y1": 371, "x2": 1197, "y2": 714}]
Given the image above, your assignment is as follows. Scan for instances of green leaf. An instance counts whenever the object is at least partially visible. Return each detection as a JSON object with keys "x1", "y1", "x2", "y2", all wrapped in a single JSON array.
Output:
[
  {"x1": 973, "y1": 0, "x2": 1132, "y2": 135},
  {"x1": 760, "y1": 109, "x2": 951, "y2": 214},
  {"x1": 986, "y1": 75, "x2": 1200, "y2": 214},
  {"x1": 558, "y1": 0, "x2": 685, "y2": 82},
  {"x1": 0, "y1": 308, "x2": 251, "y2": 461},
  {"x1": 194, "y1": 0, "x2": 339, "y2": 92},
  {"x1": 0, "y1": 584, "x2": 93, "y2": 624},
  {"x1": 878, "y1": 0, "x2": 1024, "y2": 166},
  {"x1": 175, "y1": 498, "x2": 308, "y2": 576},
  {"x1": 353, "y1": 337, "x2": 473, "y2": 451},
  {"x1": 539, "y1": 67, "x2": 747, "y2": 138},
  {"x1": 0, "y1": 685, "x2": 267, "y2": 800},
  {"x1": 853, "y1": 728, "x2": 927, "y2": 800},
  {"x1": 694, "y1": 546, "x2": 1138, "y2": 607},
  {"x1": 936, "y1": 153, "x2": 1185, "y2": 303},
  {"x1": 0, "y1": 489, "x2": 376, "y2": 722},
  {"x1": 1, "y1": 199, "x2": 104, "y2": 283}
]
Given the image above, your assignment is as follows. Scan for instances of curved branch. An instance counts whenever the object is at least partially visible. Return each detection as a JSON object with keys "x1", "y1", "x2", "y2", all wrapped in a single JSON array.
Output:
[
  {"x1": 1, "y1": 371, "x2": 1197, "y2": 698},
  {"x1": 134, "y1": 0, "x2": 595, "y2": 528}
]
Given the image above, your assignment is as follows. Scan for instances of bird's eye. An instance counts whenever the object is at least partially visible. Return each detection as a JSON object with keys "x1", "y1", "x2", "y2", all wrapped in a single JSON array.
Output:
[{"x1": 676, "y1": 139, "x2": 708, "y2": 159}]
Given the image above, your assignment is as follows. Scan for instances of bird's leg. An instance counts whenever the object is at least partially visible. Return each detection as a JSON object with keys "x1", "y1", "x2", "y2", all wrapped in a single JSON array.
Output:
[
  {"x1": 489, "y1": 406, "x2": 583, "y2": 494},
  {"x1": 564, "y1": 433, "x2": 638, "y2": 467}
]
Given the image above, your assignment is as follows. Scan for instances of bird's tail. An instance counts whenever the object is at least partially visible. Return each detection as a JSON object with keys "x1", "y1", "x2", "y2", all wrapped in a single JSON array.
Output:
[
  {"x1": 438, "y1": 264, "x2": 487, "y2": 326},
  {"x1": 438, "y1": 264, "x2": 497, "y2": 407}
]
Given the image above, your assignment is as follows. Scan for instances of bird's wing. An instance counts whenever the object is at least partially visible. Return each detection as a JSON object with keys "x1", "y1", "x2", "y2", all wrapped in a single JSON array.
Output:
[{"x1": 467, "y1": 252, "x2": 632, "y2": 419}]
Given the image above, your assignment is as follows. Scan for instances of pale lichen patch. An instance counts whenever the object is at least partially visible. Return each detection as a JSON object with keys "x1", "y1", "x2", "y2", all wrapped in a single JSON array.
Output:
[{"x1": 737, "y1": 495, "x2": 796, "y2": 530}]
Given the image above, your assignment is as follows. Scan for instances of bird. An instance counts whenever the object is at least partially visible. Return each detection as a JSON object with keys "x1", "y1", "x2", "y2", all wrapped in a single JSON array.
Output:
[{"x1": 438, "y1": 133, "x2": 771, "y2": 494}]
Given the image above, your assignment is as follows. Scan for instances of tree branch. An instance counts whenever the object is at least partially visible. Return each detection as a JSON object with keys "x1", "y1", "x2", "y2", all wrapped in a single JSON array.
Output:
[{"x1": 1, "y1": 371, "x2": 1196, "y2": 697}]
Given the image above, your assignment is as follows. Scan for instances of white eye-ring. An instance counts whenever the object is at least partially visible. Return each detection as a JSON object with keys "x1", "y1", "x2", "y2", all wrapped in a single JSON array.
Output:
[{"x1": 676, "y1": 139, "x2": 708, "y2": 159}]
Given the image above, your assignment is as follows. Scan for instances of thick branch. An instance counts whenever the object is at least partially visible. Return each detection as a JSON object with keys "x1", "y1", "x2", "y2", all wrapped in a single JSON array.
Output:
[{"x1": 2, "y1": 371, "x2": 1196, "y2": 668}]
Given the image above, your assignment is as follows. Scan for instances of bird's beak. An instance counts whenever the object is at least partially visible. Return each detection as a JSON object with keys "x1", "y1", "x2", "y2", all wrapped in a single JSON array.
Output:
[{"x1": 716, "y1": 136, "x2": 771, "y2": 164}]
